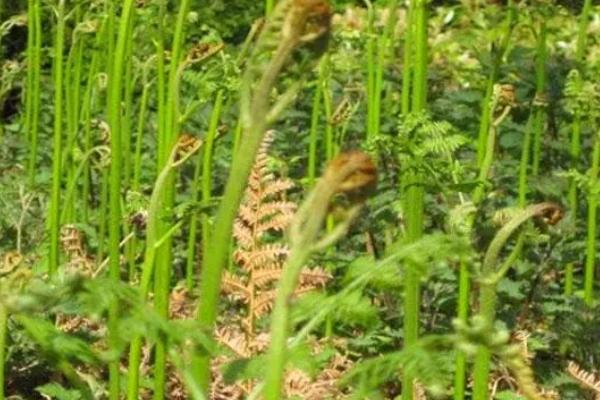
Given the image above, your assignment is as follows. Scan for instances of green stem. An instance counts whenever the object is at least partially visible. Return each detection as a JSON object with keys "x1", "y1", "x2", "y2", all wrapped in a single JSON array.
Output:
[
  {"x1": 0, "y1": 305, "x2": 6, "y2": 400},
  {"x1": 24, "y1": 0, "x2": 35, "y2": 144},
  {"x1": 127, "y1": 142, "x2": 200, "y2": 399},
  {"x1": 566, "y1": 0, "x2": 592, "y2": 295},
  {"x1": 307, "y1": 79, "x2": 323, "y2": 187},
  {"x1": 153, "y1": 1, "x2": 192, "y2": 397},
  {"x1": 519, "y1": 115, "x2": 534, "y2": 207},
  {"x1": 584, "y1": 132, "x2": 600, "y2": 305},
  {"x1": 26, "y1": 0, "x2": 41, "y2": 187},
  {"x1": 531, "y1": 20, "x2": 547, "y2": 176},
  {"x1": 476, "y1": 1, "x2": 515, "y2": 166},
  {"x1": 402, "y1": 1, "x2": 427, "y2": 398},
  {"x1": 365, "y1": 0, "x2": 376, "y2": 139},
  {"x1": 107, "y1": 0, "x2": 136, "y2": 397},
  {"x1": 186, "y1": 91, "x2": 224, "y2": 289},
  {"x1": 132, "y1": 80, "x2": 152, "y2": 191},
  {"x1": 472, "y1": 203, "x2": 560, "y2": 400},
  {"x1": 48, "y1": 0, "x2": 66, "y2": 275},
  {"x1": 400, "y1": 0, "x2": 413, "y2": 116}
]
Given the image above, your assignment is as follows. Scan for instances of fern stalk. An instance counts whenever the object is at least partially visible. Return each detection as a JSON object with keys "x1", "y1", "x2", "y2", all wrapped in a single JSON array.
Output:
[
  {"x1": 80, "y1": 19, "x2": 105, "y2": 223},
  {"x1": 186, "y1": 91, "x2": 224, "y2": 289},
  {"x1": 476, "y1": 1, "x2": 515, "y2": 166},
  {"x1": 401, "y1": 1, "x2": 413, "y2": 116},
  {"x1": 454, "y1": 90, "x2": 511, "y2": 399},
  {"x1": 0, "y1": 304, "x2": 6, "y2": 400},
  {"x1": 402, "y1": 1, "x2": 428, "y2": 399},
  {"x1": 264, "y1": 152, "x2": 374, "y2": 399},
  {"x1": 25, "y1": 0, "x2": 42, "y2": 185},
  {"x1": 365, "y1": 0, "x2": 376, "y2": 138},
  {"x1": 152, "y1": 0, "x2": 193, "y2": 397},
  {"x1": 307, "y1": 77, "x2": 323, "y2": 187},
  {"x1": 566, "y1": 0, "x2": 592, "y2": 295},
  {"x1": 584, "y1": 132, "x2": 600, "y2": 304},
  {"x1": 107, "y1": 0, "x2": 137, "y2": 397},
  {"x1": 472, "y1": 203, "x2": 561, "y2": 400},
  {"x1": 530, "y1": 20, "x2": 548, "y2": 176},
  {"x1": 126, "y1": 137, "x2": 201, "y2": 400},
  {"x1": 48, "y1": 0, "x2": 67, "y2": 275}
]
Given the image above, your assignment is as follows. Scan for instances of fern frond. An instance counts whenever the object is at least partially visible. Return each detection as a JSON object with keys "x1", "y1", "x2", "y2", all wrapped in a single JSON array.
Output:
[
  {"x1": 256, "y1": 213, "x2": 295, "y2": 234},
  {"x1": 253, "y1": 268, "x2": 285, "y2": 287},
  {"x1": 221, "y1": 272, "x2": 251, "y2": 302},
  {"x1": 235, "y1": 244, "x2": 290, "y2": 271},
  {"x1": 262, "y1": 179, "x2": 295, "y2": 198},
  {"x1": 567, "y1": 361, "x2": 600, "y2": 398},
  {"x1": 298, "y1": 267, "x2": 332, "y2": 287},
  {"x1": 233, "y1": 221, "x2": 254, "y2": 249},
  {"x1": 215, "y1": 327, "x2": 250, "y2": 358},
  {"x1": 254, "y1": 290, "x2": 278, "y2": 317}
]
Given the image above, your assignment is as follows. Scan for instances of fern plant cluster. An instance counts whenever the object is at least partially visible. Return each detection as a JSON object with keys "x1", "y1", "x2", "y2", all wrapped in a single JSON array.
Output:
[{"x1": 2, "y1": 0, "x2": 600, "y2": 399}]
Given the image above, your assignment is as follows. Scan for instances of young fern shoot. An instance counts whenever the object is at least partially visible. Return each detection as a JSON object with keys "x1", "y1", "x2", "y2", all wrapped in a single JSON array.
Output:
[{"x1": 264, "y1": 151, "x2": 377, "y2": 399}]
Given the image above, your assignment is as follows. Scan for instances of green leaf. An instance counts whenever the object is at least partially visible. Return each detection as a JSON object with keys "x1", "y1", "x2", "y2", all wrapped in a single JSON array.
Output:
[{"x1": 36, "y1": 383, "x2": 82, "y2": 400}]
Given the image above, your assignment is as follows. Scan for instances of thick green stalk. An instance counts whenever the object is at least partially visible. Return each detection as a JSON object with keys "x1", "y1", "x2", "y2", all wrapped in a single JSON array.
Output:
[
  {"x1": 127, "y1": 141, "x2": 200, "y2": 399},
  {"x1": 153, "y1": 1, "x2": 192, "y2": 397},
  {"x1": 194, "y1": 19, "x2": 302, "y2": 394},
  {"x1": 476, "y1": 1, "x2": 515, "y2": 166},
  {"x1": 402, "y1": 1, "x2": 427, "y2": 399},
  {"x1": 200, "y1": 92, "x2": 224, "y2": 266},
  {"x1": 0, "y1": 305, "x2": 6, "y2": 400},
  {"x1": 186, "y1": 152, "x2": 203, "y2": 289},
  {"x1": 566, "y1": 0, "x2": 592, "y2": 295},
  {"x1": 24, "y1": 0, "x2": 35, "y2": 143},
  {"x1": 584, "y1": 132, "x2": 600, "y2": 304},
  {"x1": 107, "y1": 0, "x2": 136, "y2": 397},
  {"x1": 26, "y1": 0, "x2": 41, "y2": 186},
  {"x1": 471, "y1": 283, "x2": 495, "y2": 400},
  {"x1": 264, "y1": 249, "x2": 312, "y2": 400},
  {"x1": 365, "y1": 0, "x2": 376, "y2": 138},
  {"x1": 307, "y1": 79, "x2": 323, "y2": 187},
  {"x1": 453, "y1": 258, "x2": 469, "y2": 400},
  {"x1": 132, "y1": 81, "x2": 152, "y2": 192},
  {"x1": 372, "y1": 0, "x2": 398, "y2": 135},
  {"x1": 64, "y1": 16, "x2": 86, "y2": 223},
  {"x1": 400, "y1": 1, "x2": 413, "y2": 116},
  {"x1": 155, "y1": 1, "x2": 168, "y2": 169},
  {"x1": 454, "y1": 95, "x2": 509, "y2": 400},
  {"x1": 97, "y1": 169, "x2": 109, "y2": 261},
  {"x1": 121, "y1": 31, "x2": 136, "y2": 189},
  {"x1": 519, "y1": 115, "x2": 534, "y2": 207},
  {"x1": 530, "y1": 20, "x2": 548, "y2": 176},
  {"x1": 80, "y1": 26, "x2": 103, "y2": 223},
  {"x1": 48, "y1": 0, "x2": 66, "y2": 275},
  {"x1": 471, "y1": 203, "x2": 560, "y2": 399},
  {"x1": 185, "y1": 92, "x2": 224, "y2": 289}
]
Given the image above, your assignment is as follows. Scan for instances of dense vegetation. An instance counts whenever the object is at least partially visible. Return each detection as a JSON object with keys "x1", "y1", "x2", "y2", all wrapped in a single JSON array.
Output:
[{"x1": 1, "y1": 0, "x2": 600, "y2": 399}]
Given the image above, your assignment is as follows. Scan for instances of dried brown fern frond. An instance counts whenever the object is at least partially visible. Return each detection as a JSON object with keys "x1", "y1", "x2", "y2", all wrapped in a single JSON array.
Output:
[
  {"x1": 225, "y1": 133, "x2": 331, "y2": 333},
  {"x1": 568, "y1": 361, "x2": 600, "y2": 399},
  {"x1": 284, "y1": 340, "x2": 353, "y2": 399},
  {"x1": 213, "y1": 134, "x2": 339, "y2": 398}
]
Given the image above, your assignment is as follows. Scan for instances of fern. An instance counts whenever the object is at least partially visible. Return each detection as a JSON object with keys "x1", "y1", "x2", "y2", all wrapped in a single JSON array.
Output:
[
  {"x1": 214, "y1": 134, "x2": 336, "y2": 398},
  {"x1": 567, "y1": 362, "x2": 600, "y2": 400}
]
